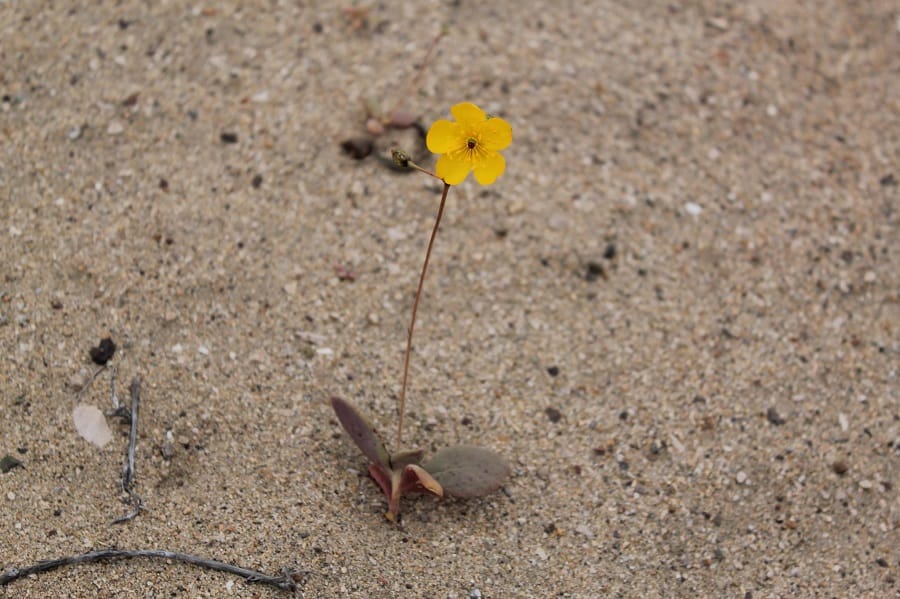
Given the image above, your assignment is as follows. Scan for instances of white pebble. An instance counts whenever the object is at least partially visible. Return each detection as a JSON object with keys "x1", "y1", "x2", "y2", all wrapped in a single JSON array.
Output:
[
  {"x1": 685, "y1": 202, "x2": 702, "y2": 216},
  {"x1": 838, "y1": 413, "x2": 848, "y2": 432},
  {"x1": 107, "y1": 121, "x2": 124, "y2": 135},
  {"x1": 736, "y1": 471, "x2": 748, "y2": 484}
]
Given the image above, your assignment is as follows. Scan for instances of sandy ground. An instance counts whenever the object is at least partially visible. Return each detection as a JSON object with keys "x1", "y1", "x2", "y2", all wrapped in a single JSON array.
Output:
[{"x1": 1, "y1": 1, "x2": 898, "y2": 597}]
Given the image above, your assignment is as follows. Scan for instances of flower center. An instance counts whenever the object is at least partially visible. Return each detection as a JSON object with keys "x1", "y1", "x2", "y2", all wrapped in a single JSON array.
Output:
[{"x1": 466, "y1": 137, "x2": 477, "y2": 150}]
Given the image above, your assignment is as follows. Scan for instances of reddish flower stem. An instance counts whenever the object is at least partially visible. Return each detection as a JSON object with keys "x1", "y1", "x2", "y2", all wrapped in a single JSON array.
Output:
[{"x1": 397, "y1": 182, "x2": 451, "y2": 446}]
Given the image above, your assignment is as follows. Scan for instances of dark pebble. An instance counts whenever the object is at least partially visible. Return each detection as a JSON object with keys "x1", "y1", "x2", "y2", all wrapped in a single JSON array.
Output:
[
  {"x1": 340, "y1": 137, "x2": 374, "y2": 160},
  {"x1": 1, "y1": 455, "x2": 24, "y2": 473},
  {"x1": 879, "y1": 173, "x2": 896, "y2": 187},
  {"x1": 251, "y1": 174, "x2": 263, "y2": 188},
  {"x1": 876, "y1": 558, "x2": 888, "y2": 568},
  {"x1": 159, "y1": 178, "x2": 169, "y2": 192},
  {"x1": 603, "y1": 243, "x2": 616, "y2": 260},
  {"x1": 547, "y1": 365, "x2": 559, "y2": 377},
  {"x1": 832, "y1": 460, "x2": 849, "y2": 475},
  {"x1": 544, "y1": 407, "x2": 562, "y2": 423},
  {"x1": 585, "y1": 261, "x2": 605, "y2": 282},
  {"x1": 89, "y1": 337, "x2": 116, "y2": 365},
  {"x1": 766, "y1": 407, "x2": 786, "y2": 426},
  {"x1": 220, "y1": 131, "x2": 239, "y2": 144}
]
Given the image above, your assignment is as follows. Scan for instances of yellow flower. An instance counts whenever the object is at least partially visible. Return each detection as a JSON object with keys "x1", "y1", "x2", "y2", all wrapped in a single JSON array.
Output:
[{"x1": 426, "y1": 102, "x2": 512, "y2": 185}]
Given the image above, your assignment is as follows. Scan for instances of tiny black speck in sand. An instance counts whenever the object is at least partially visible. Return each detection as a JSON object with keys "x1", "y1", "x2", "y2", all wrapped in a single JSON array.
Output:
[
  {"x1": 89, "y1": 337, "x2": 116, "y2": 365},
  {"x1": 547, "y1": 365, "x2": 559, "y2": 377},
  {"x1": 220, "y1": 131, "x2": 239, "y2": 144},
  {"x1": 544, "y1": 407, "x2": 562, "y2": 423}
]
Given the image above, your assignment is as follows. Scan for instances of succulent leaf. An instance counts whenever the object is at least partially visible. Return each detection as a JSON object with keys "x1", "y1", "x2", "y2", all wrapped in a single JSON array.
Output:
[
  {"x1": 330, "y1": 396, "x2": 390, "y2": 469},
  {"x1": 423, "y1": 445, "x2": 510, "y2": 498}
]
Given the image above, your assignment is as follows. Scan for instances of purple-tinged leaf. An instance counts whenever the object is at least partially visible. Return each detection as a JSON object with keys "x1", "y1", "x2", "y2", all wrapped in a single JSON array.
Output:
[
  {"x1": 368, "y1": 463, "x2": 392, "y2": 501},
  {"x1": 398, "y1": 464, "x2": 443, "y2": 498},
  {"x1": 424, "y1": 445, "x2": 510, "y2": 498},
  {"x1": 330, "y1": 396, "x2": 390, "y2": 469}
]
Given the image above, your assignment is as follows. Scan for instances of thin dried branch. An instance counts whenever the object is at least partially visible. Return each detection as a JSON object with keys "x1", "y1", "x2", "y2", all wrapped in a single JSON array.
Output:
[
  {"x1": 112, "y1": 376, "x2": 143, "y2": 523},
  {"x1": 0, "y1": 549, "x2": 301, "y2": 591}
]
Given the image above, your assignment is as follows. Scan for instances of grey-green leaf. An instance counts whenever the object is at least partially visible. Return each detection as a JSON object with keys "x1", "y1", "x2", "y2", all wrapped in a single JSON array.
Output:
[
  {"x1": 423, "y1": 445, "x2": 510, "y2": 498},
  {"x1": 330, "y1": 397, "x2": 390, "y2": 469}
]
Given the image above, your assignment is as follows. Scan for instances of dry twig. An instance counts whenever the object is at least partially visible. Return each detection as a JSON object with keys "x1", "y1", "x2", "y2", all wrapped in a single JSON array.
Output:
[{"x1": 0, "y1": 549, "x2": 300, "y2": 591}]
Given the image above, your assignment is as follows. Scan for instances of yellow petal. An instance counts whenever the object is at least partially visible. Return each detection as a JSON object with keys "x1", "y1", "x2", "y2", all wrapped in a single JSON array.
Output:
[
  {"x1": 426, "y1": 119, "x2": 462, "y2": 154},
  {"x1": 473, "y1": 151, "x2": 505, "y2": 185},
  {"x1": 436, "y1": 153, "x2": 471, "y2": 185},
  {"x1": 450, "y1": 102, "x2": 486, "y2": 127},
  {"x1": 479, "y1": 117, "x2": 512, "y2": 151}
]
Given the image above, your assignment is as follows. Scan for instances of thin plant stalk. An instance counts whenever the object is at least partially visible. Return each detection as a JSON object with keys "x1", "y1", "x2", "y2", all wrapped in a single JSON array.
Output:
[{"x1": 397, "y1": 181, "x2": 451, "y2": 445}]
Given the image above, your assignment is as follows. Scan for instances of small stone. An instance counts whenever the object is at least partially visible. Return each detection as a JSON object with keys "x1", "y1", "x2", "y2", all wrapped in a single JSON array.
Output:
[
  {"x1": 766, "y1": 104, "x2": 778, "y2": 117},
  {"x1": 367, "y1": 313, "x2": 379, "y2": 325},
  {"x1": 469, "y1": 590, "x2": 483, "y2": 599},
  {"x1": 736, "y1": 471, "x2": 748, "y2": 484},
  {"x1": 832, "y1": 461, "x2": 849, "y2": 475},
  {"x1": 685, "y1": 202, "x2": 702, "y2": 216},
  {"x1": 838, "y1": 413, "x2": 849, "y2": 432},
  {"x1": 67, "y1": 373, "x2": 86, "y2": 391},
  {"x1": 7, "y1": 492, "x2": 15, "y2": 501},
  {"x1": 67, "y1": 126, "x2": 83, "y2": 140},
  {"x1": 859, "y1": 479, "x2": 873, "y2": 490},
  {"x1": 507, "y1": 200, "x2": 525, "y2": 215},
  {"x1": 0, "y1": 455, "x2": 24, "y2": 473},
  {"x1": 575, "y1": 524, "x2": 594, "y2": 538},
  {"x1": 106, "y1": 121, "x2": 124, "y2": 135},
  {"x1": 283, "y1": 281, "x2": 298, "y2": 295},
  {"x1": 584, "y1": 261, "x2": 605, "y2": 282},
  {"x1": 220, "y1": 131, "x2": 238, "y2": 144},
  {"x1": 766, "y1": 407, "x2": 786, "y2": 426},
  {"x1": 547, "y1": 365, "x2": 559, "y2": 377}
]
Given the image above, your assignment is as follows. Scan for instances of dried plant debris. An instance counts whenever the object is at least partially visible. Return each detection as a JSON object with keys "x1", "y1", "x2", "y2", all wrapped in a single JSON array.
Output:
[{"x1": 330, "y1": 397, "x2": 509, "y2": 522}]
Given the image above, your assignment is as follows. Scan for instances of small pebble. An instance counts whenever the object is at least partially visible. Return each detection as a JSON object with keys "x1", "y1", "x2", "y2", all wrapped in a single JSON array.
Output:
[
  {"x1": 832, "y1": 461, "x2": 849, "y2": 475},
  {"x1": 838, "y1": 413, "x2": 848, "y2": 432},
  {"x1": 469, "y1": 590, "x2": 482, "y2": 599},
  {"x1": 766, "y1": 407, "x2": 785, "y2": 426},
  {"x1": 106, "y1": 121, "x2": 124, "y2": 135},
  {"x1": 685, "y1": 202, "x2": 702, "y2": 216},
  {"x1": 736, "y1": 471, "x2": 748, "y2": 484},
  {"x1": 858, "y1": 480, "x2": 873, "y2": 490}
]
